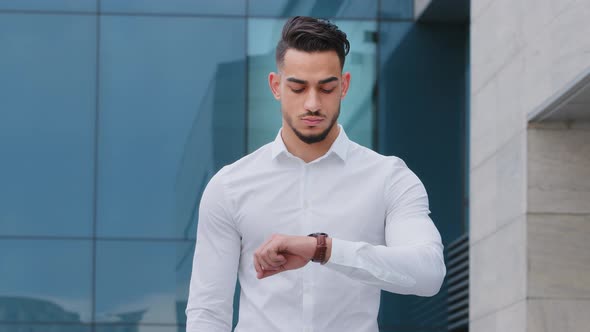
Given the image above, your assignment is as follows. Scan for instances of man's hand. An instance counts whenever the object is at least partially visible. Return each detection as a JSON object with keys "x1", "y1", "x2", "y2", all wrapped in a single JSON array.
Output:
[{"x1": 253, "y1": 234, "x2": 318, "y2": 279}]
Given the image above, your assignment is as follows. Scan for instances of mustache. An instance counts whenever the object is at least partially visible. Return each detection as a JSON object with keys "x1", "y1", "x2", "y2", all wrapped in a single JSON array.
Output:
[{"x1": 298, "y1": 110, "x2": 325, "y2": 118}]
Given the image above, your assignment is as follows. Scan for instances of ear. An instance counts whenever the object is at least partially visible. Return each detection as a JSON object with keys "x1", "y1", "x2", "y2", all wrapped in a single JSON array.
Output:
[
  {"x1": 268, "y1": 72, "x2": 281, "y2": 100},
  {"x1": 340, "y1": 72, "x2": 351, "y2": 100}
]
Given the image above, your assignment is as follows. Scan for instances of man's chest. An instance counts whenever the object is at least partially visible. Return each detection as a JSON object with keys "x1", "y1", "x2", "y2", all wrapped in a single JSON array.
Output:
[{"x1": 230, "y1": 166, "x2": 388, "y2": 253}]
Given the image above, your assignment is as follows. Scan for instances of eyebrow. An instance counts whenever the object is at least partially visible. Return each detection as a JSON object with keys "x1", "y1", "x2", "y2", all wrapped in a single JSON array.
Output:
[
  {"x1": 319, "y1": 76, "x2": 339, "y2": 84},
  {"x1": 286, "y1": 76, "x2": 339, "y2": 85}
]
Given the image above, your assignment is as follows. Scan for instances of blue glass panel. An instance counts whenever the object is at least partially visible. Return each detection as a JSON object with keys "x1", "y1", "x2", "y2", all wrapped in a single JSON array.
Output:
[
  {"x1": 0, "y1": 324, "x2": 91, "y2": 332},
  {"x1": 248, "y1": 0, "x2": 377, "y2": 19},
  {"x1": 378, "y1": 21, "x2": 466, "y2": 241},
  {"x1": 379, "y1": 0, "x2": 413, "y2": 19},
  {"x1": 95, "y1": 240, "x2": 194, "y2": 325},
  {"x1": 100, "y1": 0, "x2": 245, "y2": 16},
  {"x1": 97, "y1": 16, "x2": 246, "y2": 239},
  {"x1": 0, "y1": 0, "x2": 96, "y2": 12},
  {"x1": 0, "y1": 14, "x2": 96, "y2": 237},
  {"x1": 95, "y1": 326, "x2": 181, "y2": 332},
  {"x1": 247, "y1": 18, "x2": 376, "y2": 152},
  {"x1": 377, "y1": 21, "x2": 468, "y2": 330},
  {"x1": 0, "y1": 240, "x2": 92, "y2": 323}
]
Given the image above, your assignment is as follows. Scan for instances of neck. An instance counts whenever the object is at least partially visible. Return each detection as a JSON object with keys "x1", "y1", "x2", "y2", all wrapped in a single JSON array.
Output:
[{"x1": 281, "y1": 124, "x2": 340, "y2": 163}]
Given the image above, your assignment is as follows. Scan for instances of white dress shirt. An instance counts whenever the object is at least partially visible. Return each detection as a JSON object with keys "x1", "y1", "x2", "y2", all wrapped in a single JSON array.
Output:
[{"x1": 186, "y1": 125, "x2": 446, "y2": 332}]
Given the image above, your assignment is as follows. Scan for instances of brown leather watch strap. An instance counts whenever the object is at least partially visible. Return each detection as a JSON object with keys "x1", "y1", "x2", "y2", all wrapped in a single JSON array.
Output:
[{"x1": 308, "y1": 233, "x2": 328, "y2": 264}]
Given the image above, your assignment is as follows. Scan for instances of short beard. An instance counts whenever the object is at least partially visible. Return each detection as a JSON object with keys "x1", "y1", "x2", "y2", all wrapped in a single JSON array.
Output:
[{"x1": 286, "y1": 106, "x2": 340, "y2": 145}]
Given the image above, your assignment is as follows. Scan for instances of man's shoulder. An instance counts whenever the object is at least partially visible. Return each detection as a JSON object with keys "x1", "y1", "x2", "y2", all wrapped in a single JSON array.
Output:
[
  {"x1": 348, "y1": 141, "x2": 408, "y2": 169},
  {"x1": 213, "y1": 142, "x2": 274, "y2": 180}
]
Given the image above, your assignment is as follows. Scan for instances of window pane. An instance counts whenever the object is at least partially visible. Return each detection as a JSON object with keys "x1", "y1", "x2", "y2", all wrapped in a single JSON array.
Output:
[
  {"x1": 101, "y1": 0, "x2": 245, "y2": 16},
  {"x1": 378, "y1": 21, "x2": 467, "y2": 240},
  {"x1": 247, "y1": 18, "x2": 376, "y2": 152},
  {"x1": 248, "y1": 0, "x2": 377, "y2": 19},
  {"x1": 95, "y1": 326, "x2": 181, "y2": 332},
  {"x1": 97, "y1": 16, "x2": 246, "y2": 239},
  {"x1": 379, "y1": 0, "x2": 413, "y2": 19},
  {"x1": 95, "y1": 241, "x2": 193, "y2": 325},
  {"x1": 0, "y1": 14, "x2": 95, "y2": 237},
  {"x1": 0, "y1": 240, "x2": 92, "y2": 323},
  {"x1": 0, "y1": 324, "x2": 91, "y2": 332},
  {"x1": 0, "y1": 0, "x2": 96, "y2": 12},
  {"x1": 377, "y1": 21, "x2": 468, "y2": 330}
]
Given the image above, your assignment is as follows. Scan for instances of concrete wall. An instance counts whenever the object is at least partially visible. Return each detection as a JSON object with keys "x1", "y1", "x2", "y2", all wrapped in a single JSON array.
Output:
[
  {"x1": 527, "y1": 122, "x2": 590, "y2": 332},
  {"x1": 469, "y1": 0, "x2": 590, "y2": 331}
]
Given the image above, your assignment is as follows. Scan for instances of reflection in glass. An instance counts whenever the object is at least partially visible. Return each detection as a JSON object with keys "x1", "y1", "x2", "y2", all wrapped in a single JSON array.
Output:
[
  {"x1": 247, "y1": 18, "x2": 376, "y2": 152},
  {"x1": 377, "y1": 21, "x2": 468, "y2": 330},
  {"x1": 0, "y1": 14, "x2": 96, "y2": 237},
  {"x1": 378, "y1": 21, "x2": 466, "y2": 240},
  {"x1": 95, "y1": 241, "x2": 193, "y2": 325},
  {"x1": 95, "y1": 326, "x2": 181, "y2": 332},
  {"x1": 379, "y1": 0, "x2": 413, "y2": 19},
  {"x1": 0, "y1": 240, "x2": 92, "y2": 323},
  {"x1": 0, "y1": 324, "x2": 91, "y2": 332},
  {"x1": 0, "y1": 0, "x2": 96, "y2": 11},
  {"x1": 248, "y1": 0, "x2": 377, "y2": 19},
  {"x1": 100, "y1": 0, "x2": 245, "y2": 16},
  {"x1": 97, "y1": 16, "x2": 246, "y2": 239}
]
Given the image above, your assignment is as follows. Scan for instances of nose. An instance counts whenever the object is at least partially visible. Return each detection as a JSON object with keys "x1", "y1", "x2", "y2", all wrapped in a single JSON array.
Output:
[{"x1": 303, "y1": 90, "x2": 321, "y2": 112}]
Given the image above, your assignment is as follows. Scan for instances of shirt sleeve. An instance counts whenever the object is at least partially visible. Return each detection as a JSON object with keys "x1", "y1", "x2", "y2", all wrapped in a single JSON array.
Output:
[
  {"x1": 324, "y1": 161, "x2": 446, "y2": 296},
  {"x1": 186, "y1": 169, "x2": 241, "y2": 331}
]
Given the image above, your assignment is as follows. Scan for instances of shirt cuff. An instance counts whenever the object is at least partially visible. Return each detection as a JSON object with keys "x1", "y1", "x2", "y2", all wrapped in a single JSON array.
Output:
[
  {"x1": 324, "y1": 237, "x2": 417, "y2": 288},
  {"x1": 325, "y1": 237, "x2": 361, "y2": 267}
]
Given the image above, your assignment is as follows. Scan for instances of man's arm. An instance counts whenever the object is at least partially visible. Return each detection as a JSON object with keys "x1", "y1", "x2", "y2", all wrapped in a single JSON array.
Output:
[
  {"x1": 323, "y1": 164, "x2": 445, "y2": 296},
  {"x1": 186, "y1": 170, "x2": 241, "y2": 331},
  {"x1": 325, "y1": 217, "x2": 445, "y2": 296},
  {"x1": 253, "y1": 164, "x2": 446, "y2": 297}
]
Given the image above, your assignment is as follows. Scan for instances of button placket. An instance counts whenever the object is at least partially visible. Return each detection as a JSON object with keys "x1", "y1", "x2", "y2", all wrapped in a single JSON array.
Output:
[
  {"x1": 301, "y1": 163, "x2": 314, "y2": 328},
  {"x1": 300, "y1": 163, "x2": 307, "y2": 210}
]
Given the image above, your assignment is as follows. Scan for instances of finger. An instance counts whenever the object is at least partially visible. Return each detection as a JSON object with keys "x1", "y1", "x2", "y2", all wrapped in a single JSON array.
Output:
[
  {"x1": 259, "y1": 264, "x2": 286, "y2": 279},
  {"x1": 257, "y1": 239, "x2": 282, "y2": 268},
  {"x1": 261, "y1": 253, "x2": 281, "y2": 271},
  {"x1": 253, "y1": 252, "x2": 266, "y2": 278},
  {"x1": 253, "y1": 254, "x2": 261, "y2": 275},
  {"x1": 263, "y1": 247, "x2": 286, "y2": 268},
  {"x1": 254, "y1": 235, "x2": 280, "y2": 272},
  {"x1": 258, "y1": 235, "x2": 275, "y2": 250},
  {"x1": 255, "y1": 249, "x2": 280, "y2": 273},
  {"x1": 262, "y1": 236, "x2": 288, "y2": 266},
  {"x1": 268, "y1": 250, "x2": 287, "y2": 264}
]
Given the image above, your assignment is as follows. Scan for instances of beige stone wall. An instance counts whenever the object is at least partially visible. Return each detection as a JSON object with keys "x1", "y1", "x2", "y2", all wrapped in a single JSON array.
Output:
[
  {"x1": 469, "y1": 0, "x2": 590, "y2": 331},
  {"x1": 527, "y1": 122, "x2": 590, "y2": 332}
]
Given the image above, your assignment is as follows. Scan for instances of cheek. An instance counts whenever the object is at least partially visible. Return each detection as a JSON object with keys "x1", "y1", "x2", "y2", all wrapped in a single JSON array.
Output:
[
  {"x1": 279, "y1": 97, "x2": 300, "y2": 116},
  {"x1": 323, "y1": 94, "x2": 341, "y2": 106},
  {"x1": 281, "y1": 94, "x2": 302, "y2": 108}
]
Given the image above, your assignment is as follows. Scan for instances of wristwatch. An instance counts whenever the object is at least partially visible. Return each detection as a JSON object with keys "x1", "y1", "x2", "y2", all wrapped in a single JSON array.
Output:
[{"x1": 308, "y1": 232, "x2": 329, "y2": 264}]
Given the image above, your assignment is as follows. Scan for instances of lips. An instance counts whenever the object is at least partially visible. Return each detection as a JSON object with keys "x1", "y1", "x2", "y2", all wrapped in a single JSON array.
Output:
[{"x1": 301, "y1": 117, "x2": 324, "y2": 126}]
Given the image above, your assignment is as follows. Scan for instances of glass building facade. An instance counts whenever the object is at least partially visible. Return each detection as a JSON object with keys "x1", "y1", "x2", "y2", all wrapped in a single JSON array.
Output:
[{"x1": 0, "y1": 1, "x2": 468, "y2": 331}]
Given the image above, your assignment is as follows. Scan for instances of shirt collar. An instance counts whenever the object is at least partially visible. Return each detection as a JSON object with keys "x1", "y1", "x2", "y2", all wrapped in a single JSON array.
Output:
[{"x1": 271, "y1": 124, "x2": 350, "y2": 162}]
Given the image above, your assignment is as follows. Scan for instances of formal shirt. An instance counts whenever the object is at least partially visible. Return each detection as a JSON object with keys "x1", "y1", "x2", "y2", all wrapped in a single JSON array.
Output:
[{"x1": 186, "y1": 125, "x2": 446, "y2": 332}]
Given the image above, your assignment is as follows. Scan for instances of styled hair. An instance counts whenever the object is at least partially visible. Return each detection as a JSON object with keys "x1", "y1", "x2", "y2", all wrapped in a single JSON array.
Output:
[{"x1": 276, "y1": 16, "x2": 350, "y2": 69}]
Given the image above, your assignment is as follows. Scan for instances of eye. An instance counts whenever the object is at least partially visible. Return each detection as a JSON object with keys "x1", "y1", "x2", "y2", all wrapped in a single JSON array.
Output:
[
  {"x1": 291, "y1": 88, "x2": 305, "y2": 94},
  {"x1": 320, "y1": 88, "x2": 335, "y2": 94}
]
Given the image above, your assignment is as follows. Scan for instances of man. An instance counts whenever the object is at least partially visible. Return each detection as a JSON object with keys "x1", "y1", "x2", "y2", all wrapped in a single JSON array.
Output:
[{"x1": 186, "y1": 16, "x2": 446, "y2": 332}]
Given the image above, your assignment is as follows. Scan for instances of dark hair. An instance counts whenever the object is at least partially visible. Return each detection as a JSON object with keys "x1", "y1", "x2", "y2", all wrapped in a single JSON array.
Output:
[{"x1": 276, "y1": 16, "x2": 350, "y2": 69}]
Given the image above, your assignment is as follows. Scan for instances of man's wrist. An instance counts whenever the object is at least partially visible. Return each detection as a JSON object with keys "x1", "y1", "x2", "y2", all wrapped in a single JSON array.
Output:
[{"x1": 308, "y1": 233, "x2": 331, "y2": 264}]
